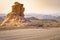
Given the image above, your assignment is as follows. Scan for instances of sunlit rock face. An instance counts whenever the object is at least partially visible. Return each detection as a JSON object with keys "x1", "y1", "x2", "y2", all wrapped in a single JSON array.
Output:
[
  {"x1": 12, "y1": 2, "x2": 25, "y2": 18},
  {"x1": 1, "y1": 2, "x2": 27, "y2": 27}
]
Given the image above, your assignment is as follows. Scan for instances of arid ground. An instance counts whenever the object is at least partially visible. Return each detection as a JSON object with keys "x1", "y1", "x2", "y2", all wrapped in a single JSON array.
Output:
[{"x1": 0, "y1": 28, "x2": 60, "y2": 40}]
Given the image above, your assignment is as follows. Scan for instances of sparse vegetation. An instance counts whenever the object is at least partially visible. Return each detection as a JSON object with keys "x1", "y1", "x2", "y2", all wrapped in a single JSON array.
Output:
[
  {"x1": 28, "y1": 20, "x2": 60, "y2": 28},
  {"x1": 0, "y1": 20, "x2": 60, "y2": 29}
]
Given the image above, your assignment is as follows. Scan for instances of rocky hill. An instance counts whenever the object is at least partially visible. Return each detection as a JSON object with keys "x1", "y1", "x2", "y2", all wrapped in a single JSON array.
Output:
[{"x1": 0, "y1": 2, "x2": 29, "y2": 28}]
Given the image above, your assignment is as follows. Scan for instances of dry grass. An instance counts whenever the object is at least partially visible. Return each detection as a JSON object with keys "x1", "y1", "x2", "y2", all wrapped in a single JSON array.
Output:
[
  {"x1": 0, "y1": 20, "x2": 60, "y2": 30},
  {"x1": 29, "y1": 20, "x2": 60, "y2": 27}
]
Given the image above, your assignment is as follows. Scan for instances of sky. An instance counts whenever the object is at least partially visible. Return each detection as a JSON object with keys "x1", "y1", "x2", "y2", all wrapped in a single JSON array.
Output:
[{"x1": 0, "y1": 0, "x2": 60, "y2": 15}]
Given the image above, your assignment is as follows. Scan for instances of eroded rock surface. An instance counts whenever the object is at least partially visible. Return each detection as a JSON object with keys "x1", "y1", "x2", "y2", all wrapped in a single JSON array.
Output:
[{"x1": 1, "y1": 2, "x2": 28, "y2": 27}]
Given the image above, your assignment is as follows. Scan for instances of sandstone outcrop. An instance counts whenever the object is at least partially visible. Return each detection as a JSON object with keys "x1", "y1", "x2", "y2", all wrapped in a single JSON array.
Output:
[{"x1": 1, "y1": 2, "x2": 27, "y2": 27}]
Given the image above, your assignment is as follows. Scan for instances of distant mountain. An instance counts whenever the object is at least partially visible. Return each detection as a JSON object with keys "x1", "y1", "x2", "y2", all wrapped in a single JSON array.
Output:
[
  {"x1": 0, "y1": 13, "x2": 60, "y2": 22},
  {"x1": 25, "y1": 14, "x2": 57, "y2": 19},
  {"x1": 0, "y1": 16, "x2": 5, "y2": 23},
  {"x1": 25, "y1": 13, "x2": 60, "y2": 21},
  {"x1": 0, "y1": 13, "x2": 6, "y2": 23},
  {"x1": 26, "y1": 16, "x2": 58, "y2": 22},
  {"x1": 40, "y1": 19, "x2": 57, "y2": 22},
  {"x1": 26, "y1": 17, "x2": 39, "y2": 20},
  {"x1": 56, "y1": 16, "x2": 60, "y2": 21},
  {"x1": 42, "y1": 15, "x2": 57, "y2": 20},
  {"x1": 0, "y1": 14, "x2": 6, "y2": 16}
]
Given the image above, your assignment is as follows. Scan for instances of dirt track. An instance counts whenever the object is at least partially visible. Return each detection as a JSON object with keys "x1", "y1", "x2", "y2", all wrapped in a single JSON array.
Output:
[{"x1": 0, "y1": 28, "x2": 60, "y2": 40}]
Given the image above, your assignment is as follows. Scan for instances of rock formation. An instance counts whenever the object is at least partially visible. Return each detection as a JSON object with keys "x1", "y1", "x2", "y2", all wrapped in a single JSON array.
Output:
[
  {"x1": 1, "y1": 2, "x2": 27, "y2": 27},
  {"x1": 12, "y1": 2, "x2": 25, "y2": 17}
]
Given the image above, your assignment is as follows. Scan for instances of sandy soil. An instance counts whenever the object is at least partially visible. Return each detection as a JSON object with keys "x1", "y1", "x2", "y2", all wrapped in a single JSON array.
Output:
[{"x1": 0, "y1": 28, "x2": 60, "y2": 40}]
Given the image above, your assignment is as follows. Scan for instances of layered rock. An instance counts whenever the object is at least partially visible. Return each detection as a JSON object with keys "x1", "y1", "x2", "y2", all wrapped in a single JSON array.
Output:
[
  {"x1": 1, "y1": 2, "x2": 27, "y2": 27},
  {"x1": 12, "y1": 2, "x2": 25, "y2": 17}
]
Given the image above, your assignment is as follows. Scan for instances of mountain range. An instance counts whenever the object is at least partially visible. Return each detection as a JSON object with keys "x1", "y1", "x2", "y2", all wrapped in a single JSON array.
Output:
[
  {"x1": 25, "y1": 14, "x2": 60, "y2": 21},
  {"x1": 0, "y1": 13, "x2": 60, "y2": 23}
]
